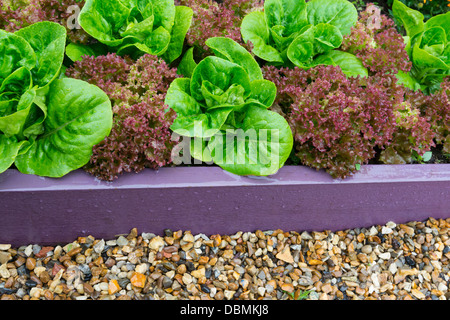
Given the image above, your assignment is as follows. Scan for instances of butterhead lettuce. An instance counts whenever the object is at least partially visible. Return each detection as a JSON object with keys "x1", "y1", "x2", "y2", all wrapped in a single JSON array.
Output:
[
  {"x1": 0, "y1": 22, "x2": 113, "y2": 177},
  {"x1": 240, "y1": 0, "x2": 367, "y2": 78},
  {"x1": 165, "y1": 37, "x2": 293, "y2": 176},
  {"x1": 78, "y1": 0, "x2": 193, "y2": 62},
  {"x1": 392, "y1": 0, "x2": 450, "y2": 94}
]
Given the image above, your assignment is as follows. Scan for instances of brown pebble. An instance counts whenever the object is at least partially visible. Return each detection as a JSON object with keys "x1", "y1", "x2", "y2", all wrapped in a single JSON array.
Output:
[
  {"x1": 127, "y1": 228, "x2": 138, "y2": 240},
  {"x1": 171, "y1": 254, "x2": 181, "y2": 263},
  {"x1": 26, "y1": 257, "x2": 36, "y2": 270},
  {"x1": 4, "y1": 277, "x2": 14, "y2": 289},
  {"x1": 43, "y1": 290, "x2": 53, "y2": 300},
  {"x1": 105, "y1": 257, "x2": 116, "y2": 268},
  {"x1": 30, "y1": 275, "x2": 42, "y2": 286},
  {"x1": 39, "y1": 271, "x2": 51, "y2": 284},
  {"x1": 164, "y1": 246, "x2": 178, "y2": 253},
  {"x1": 14, "y1": 256, "x2": 25, "y2": 267},
  {"x1": 67, "y1": 247, "x2": 82, "y2": 257}
]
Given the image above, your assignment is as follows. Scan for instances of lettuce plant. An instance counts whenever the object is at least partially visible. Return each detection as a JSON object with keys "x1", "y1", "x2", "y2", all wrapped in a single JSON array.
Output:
[
  {"x1": 392, "y1": 0, "x2": 450, "y2": 94},
  {"x1": 165, "y1": 37, "x2": 293, "y2": 176},
  {"x1": 404, "y1": 77, "x2": 450, "y2": 154},
  {"x1": 263, "y1": 64, "x2": 404, "y2": 178},
  {"x1": 66, "y1": 53, "x2": 179, "y2": 181},
  {"x1": 0, "y1": 21, "x2": 112, "y2": 177},
  {"x1": 240, "y1": 0, "x2": 367, "y2": 78},
  {"x1": 77, "y1": 0, "x2": 193, "y2": 63},
  {"x1": 341, "y1": 5, "x2": 413, "y2": 77}
]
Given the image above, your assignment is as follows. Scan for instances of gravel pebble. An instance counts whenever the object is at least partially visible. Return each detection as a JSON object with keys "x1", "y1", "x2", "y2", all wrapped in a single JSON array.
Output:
[{"x1": 1, "y1": 218, "x2": 450, "y2": 300}]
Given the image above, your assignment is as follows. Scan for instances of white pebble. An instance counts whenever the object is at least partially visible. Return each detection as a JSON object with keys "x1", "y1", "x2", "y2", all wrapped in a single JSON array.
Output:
[
  {"x1": 378, "y1": 252, "x2": 391, "y2": 260},
  {"x1": 381, "y1": 226, "x2": 393, "y2": 234}
]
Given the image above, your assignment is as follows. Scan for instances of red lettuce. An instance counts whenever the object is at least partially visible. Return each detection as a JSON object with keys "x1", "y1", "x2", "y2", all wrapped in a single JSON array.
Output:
[
  {"x1": 175, "y1": 0, "x2": 262, "y2": 59},
  {"x1": 263, "y1": 65, "x2": 399, "y2": 178},
  {"x1": 66, "y1": 53, "x2": 179, "y2": 181},
  {"x1": 0, "y1": 0, "x2": 90, "y2": 44}
]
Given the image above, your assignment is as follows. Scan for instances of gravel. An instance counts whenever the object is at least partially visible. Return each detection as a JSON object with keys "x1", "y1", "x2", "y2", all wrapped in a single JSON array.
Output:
[{"x1": 1, "y1": 217, "x2": 449, "y2": 300}]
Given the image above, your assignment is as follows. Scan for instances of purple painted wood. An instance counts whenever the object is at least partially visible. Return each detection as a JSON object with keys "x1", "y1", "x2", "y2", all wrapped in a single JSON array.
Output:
[{"x1": 1, "y1": 164, "x2": 449, "y2": 246}]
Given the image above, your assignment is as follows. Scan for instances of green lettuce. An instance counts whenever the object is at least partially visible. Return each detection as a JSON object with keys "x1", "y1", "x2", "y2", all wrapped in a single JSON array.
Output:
[
  {"x1": 78, "y1": 0, "x2": 193, "y2": 62},
  {"x1": 165, "y1": 37, "x2": 293, "y2": 176},
  {"x1": 0, "y1": 22, "x2": 113, "y2": 177},
  {"x1": 392, "y1": 0, "x2": 450, "y2": 94},
  {"x1": 240, "y1": 0, "x2": 366, "y2": 77}
]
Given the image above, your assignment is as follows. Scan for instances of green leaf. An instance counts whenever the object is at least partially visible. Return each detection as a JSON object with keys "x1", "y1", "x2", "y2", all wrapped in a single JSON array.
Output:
[
  {"x1": 413, "y1": 41, "x2": 449, "y2": 71},
  {"x1": 424, "y1": 11, "x2": 450, "y2": 42},
  {"x1": 120, "y1": 15, "x2": 155, "y2": 40},
  {"x1": 166, "y1": 78, "x2": 234, "y2": 137},
  {"x1": 140, "y1": 25, "x2": 171, "y2": 55},
  {"x1": 264, "y1": 0, "x2": 308, "y2": 36},
  {"x1": 201, "y1": 82, "x2": 246, "y2": 109},
  {"x1": 78, "y1": 0, "x2": 130, "y2": 47},
  {"x1": 170, "y1": 107, "x2": 234, "y2": 138},
  {"x1": 190, "y1": 137, "x2": 212, "y2": 163},
  {"x1": 249, "y1": 79, "x2": 277, "y2": 108},
  {"x1": 0, "y1": 135, "x2": 30, "y2": 174},
  {"x1": 15, "y1": 22, "x2": 67, "y2": 88},
  {"x1": 313, "y1": 50, "x2": 368, "y2": 78},
  {"x1": 0, "y1": 66, "x2": 33, "y2": 98},
  {"x1": 287, "y1": 25, "x2": 315, "y2": 67},
  {"x1": 14, "y1": 78, "x2": 113, "y2": 177},
  {"x1": 395, "y1": 70, "x2": 421, "y2": 91},
  {"x1": 163, "y1": 5, "x2": 193, "y2": 63},
  {"x1": 151, "y1": 0, "x2": 176, "y2": 31},
  {"x1": 165, "y1": 78, "x2": 201, "y2": 116},
  {"x1": 392, "y1": 0, "x2": 424, "y2": 40},
  {"x1": 65, "y1": 42, "x2": 108, "y2": 62},
  {"x1": 206, "y1": 37, "x2": 263, "y2": 82},
  {"x1": 313, "y1": 23, "x2": 343, "y2": 54},
  {"x1": 190, "y1": 57, "x2": 251, "y2": 105},
  {"x1": 421, "y1": 26, "x2": 446, "y2": 57},
  {"x1": 177, "y1": 47, "x2": 197, "y2": 78},
  {"x1": 241, "y1": 11, "x2": 284, "y2": 63},
  {"x1": 269, "y1": 25, "x2": 301, "y2": 53},
  {"x1": 306, "y1": 0, "x2": 358, "y2": 36},
  {"x1": 79, "y1": 0, "x2": 186, "y2": 59},
  {"x1": 208, "y1": 106, "x2": 293, "y2": 176},
  {"x1": 0, "y1": 88, "x2": 36, "y2": 137},
  {"x1": 0, "y1": 30, "x2": 36, "y2": 82}
]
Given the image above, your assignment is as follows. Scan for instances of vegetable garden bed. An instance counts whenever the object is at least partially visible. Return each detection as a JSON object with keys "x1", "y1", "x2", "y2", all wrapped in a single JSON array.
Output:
[{"x1": 1, "y1": 164, "x2": 449, "y2": 247}]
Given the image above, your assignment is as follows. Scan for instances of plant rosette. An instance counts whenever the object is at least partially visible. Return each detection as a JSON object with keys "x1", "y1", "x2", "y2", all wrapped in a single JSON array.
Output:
[
  {"x1": 73, "y1": 0, "x2": 193, "y2": 63},
  {"x1": 0, "y1": 21, "x2": 113, "y2": 177},
  {"x1": 240, "y1": 0, "x2": 368, "y2": 78},
  {"x1": 392, "y1": 0, "x2": 450, "y2": 94},
  {"x1": 165, "y1": 37, "x2": 294, "y2": 176}
]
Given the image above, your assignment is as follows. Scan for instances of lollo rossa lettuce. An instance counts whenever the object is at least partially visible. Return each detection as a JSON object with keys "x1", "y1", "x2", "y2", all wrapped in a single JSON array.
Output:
[{"x1": 0, "y1": 21, "x2": 113, "y2": 177}]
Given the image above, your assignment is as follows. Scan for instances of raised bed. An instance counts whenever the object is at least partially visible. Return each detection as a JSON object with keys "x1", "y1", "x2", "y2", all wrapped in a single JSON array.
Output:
[{"x1": 1, "y1": 164, "x2": 449, "y2": 247}]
